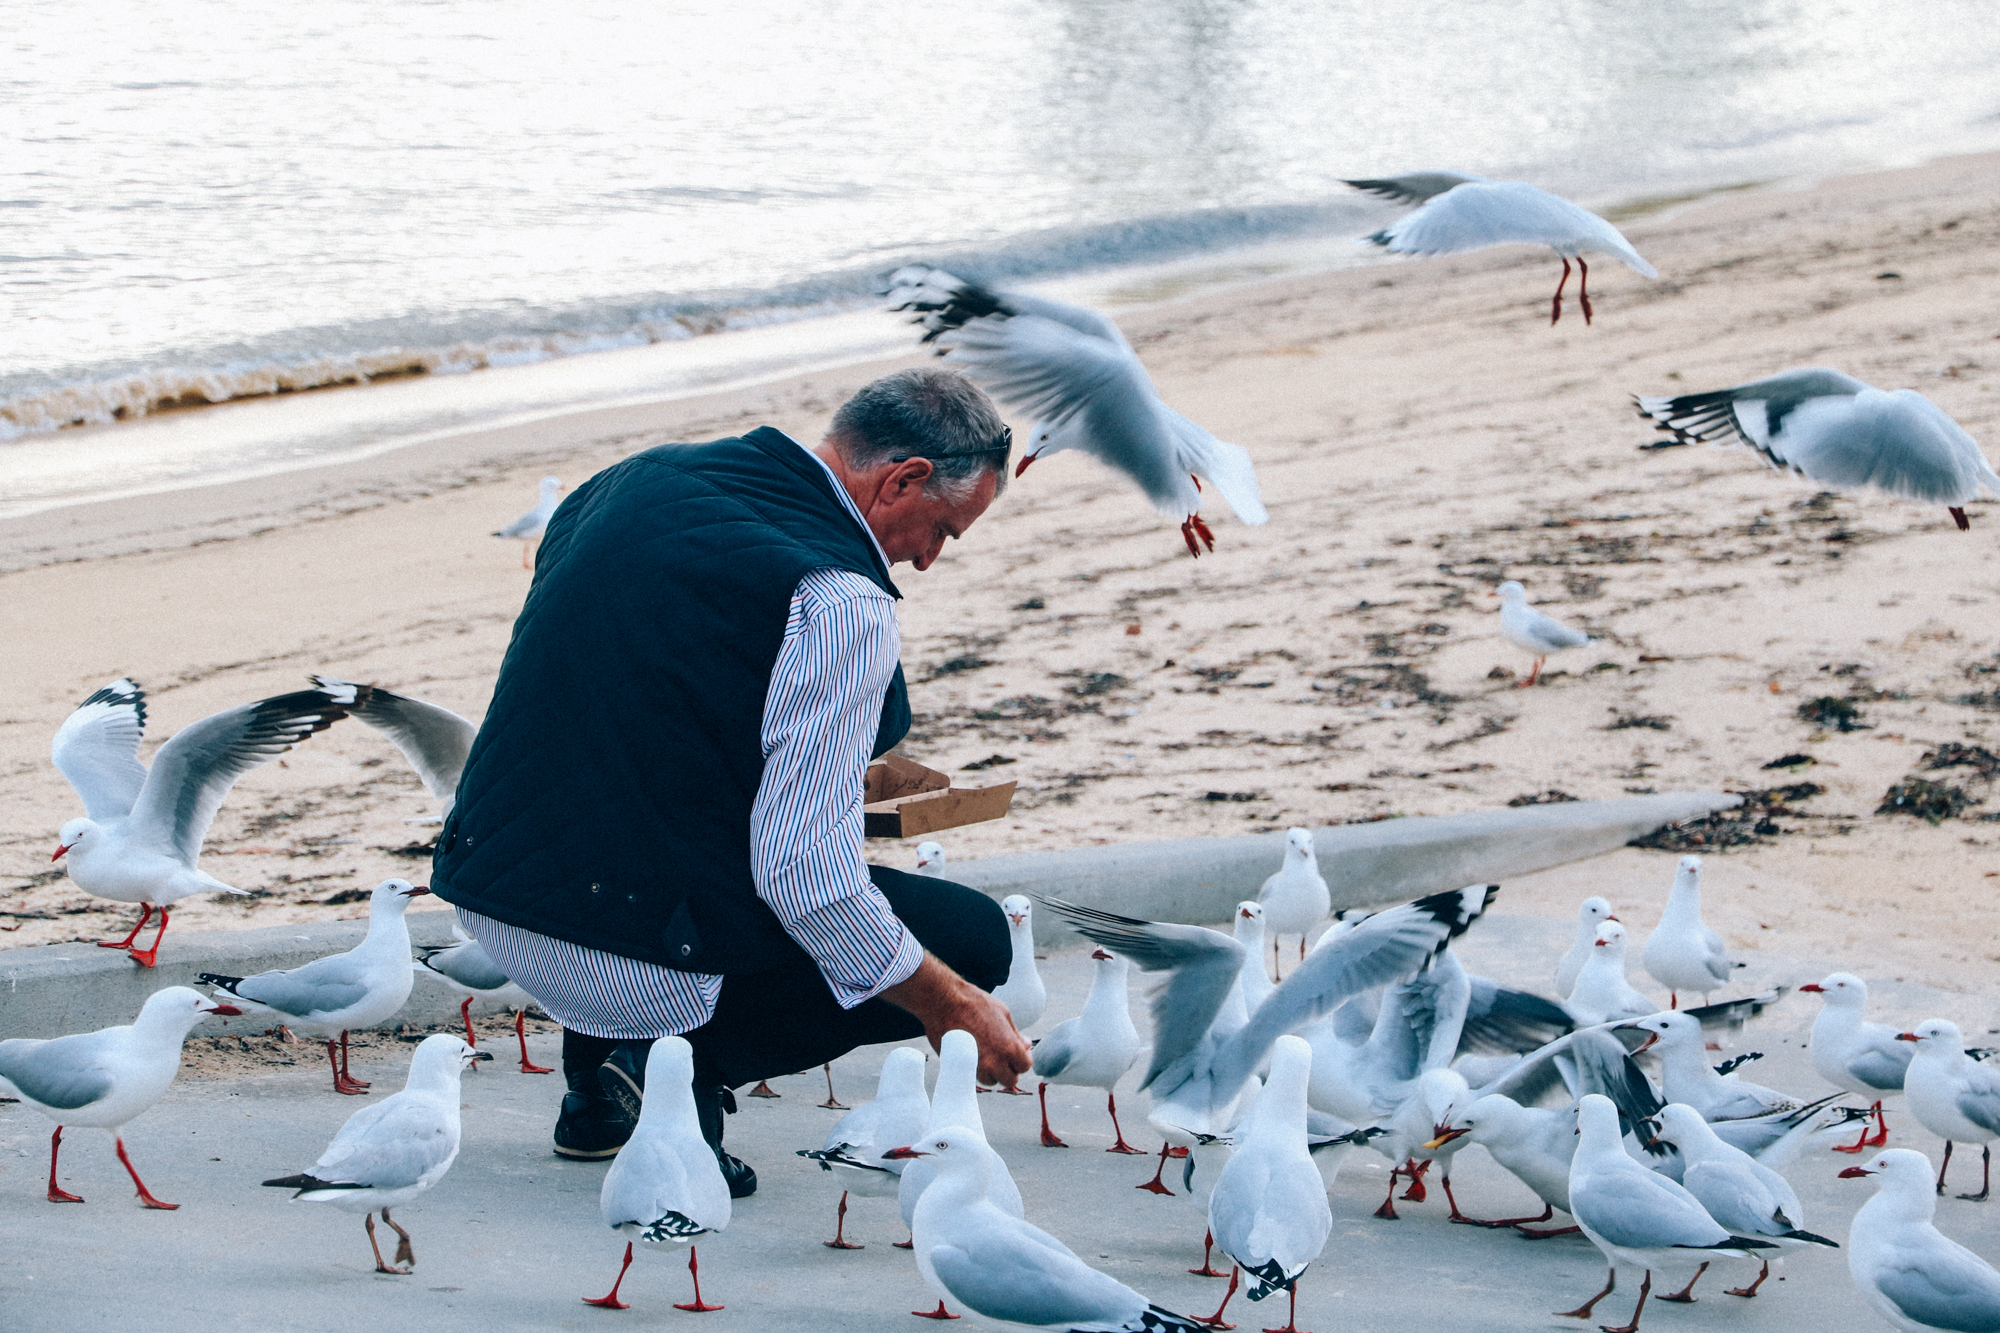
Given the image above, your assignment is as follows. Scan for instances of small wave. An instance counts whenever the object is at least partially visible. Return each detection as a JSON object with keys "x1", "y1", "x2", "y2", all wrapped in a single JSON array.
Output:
[{"x1": 0, "y1": 198, "x2": 1363, "y2": 443}]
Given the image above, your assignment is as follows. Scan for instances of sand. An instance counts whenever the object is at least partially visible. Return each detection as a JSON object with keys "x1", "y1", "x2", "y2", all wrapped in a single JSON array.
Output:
[{"x1": 3, "y1": 152, "x2": 1997, "y2": 995}]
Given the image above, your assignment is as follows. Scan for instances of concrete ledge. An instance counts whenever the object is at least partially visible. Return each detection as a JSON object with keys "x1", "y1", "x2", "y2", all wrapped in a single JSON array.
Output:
[{"x1": 0, "y1": 790, "x2": 1735, "y2": 1039}]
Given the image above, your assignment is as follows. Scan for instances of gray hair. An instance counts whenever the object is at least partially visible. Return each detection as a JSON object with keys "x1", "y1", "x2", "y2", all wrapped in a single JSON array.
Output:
[{"x1": 828, "y1": 368, "x2": 1010, "y2": 502}]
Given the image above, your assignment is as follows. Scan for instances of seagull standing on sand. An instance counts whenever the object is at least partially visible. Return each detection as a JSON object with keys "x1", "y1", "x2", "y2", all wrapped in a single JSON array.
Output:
[
  {"x1": 1841, "y1": 1148, "x2": 2000, "y2": 1333},
  {"x1": 1032, "y1": 949, "x2": 1145, "y2": 1153},
  {"x1": 0, "y1": 986, "x2": 239, "y2": 1208},
  {"x1": 495, "y1": 475, "x2": 563, "y2": 568},
  {"x1": 1345, "y1": 172, "x2": 1657, "y2": 325},
  {"x1": 1559, "y1": 1093, "x2": 1779, "y2": 1328},
  {"x1": 1257, "y1": 827, "x2": 1330, "y2": 976},
  {"x1": 1642, "y1": 855, "x2": 1732, "y2": 1008},
  {"x1": 311, "y1": 676, "x2": 474, "y2": 820},
  {"x1": 1650, "y1": 1103, "x2": 1840, "y2": 1297},
  {"x1": 991, "y1": 895, "x2": 1047, "y2": 1034},
  {"x1": 914, "y1": 841, "x2": 948, "y2": 876},
  {"x1": 1426, "y1": 1093, "x2": 1584, "y2": 1234},
  {"x1": 263, "y1": 1034, "x2": 486, "y2": 1275},
  {"x1": 1202, "y1": 1035, "x2": 1330, "y2": 1333},
  {"x1": 1898, "y1": 1020, "x2": 2000, "y2": 1201},
  {"x1": 200, "y1": 878, "x2": 430, "y2": 1094},
  {"x1": 1493, "y1": 581, "x2": 1589, "y2": 687},
  {"x1": 413, "y1": 926, "x2": 552, "y2": 1074},
  {"x1": 797, "y1": 1046, "x2": 930, "y2": 1250},
  {"x1": 885, "y1": 265, "x2": 1267, "y2": 558},
  {"x1": 50, "y1": 677, "x2": 353, "y2": 966},
  {"x1": 1802, "y1": 974, "x2": 1912, "y2": 1152},
  {"x1": 1635, "y1": 368, "x2": 2000, "y2": 530},
  {"x1": 893, "y1": 1130, "x2": 1213, "y2": 1333},
  {"x1": 584, "y1": 1037, "x2": 731, "y2": 1312},
  {"x1": 1558, "y1": 897, "x2": 1618, "y2": 998},
  {"x1": 1564, "y1": 922, "x2": 1659, "y2": 1026}
]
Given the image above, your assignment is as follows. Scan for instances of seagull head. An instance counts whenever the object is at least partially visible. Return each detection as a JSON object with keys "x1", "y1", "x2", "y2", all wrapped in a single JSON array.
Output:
[
  {"x1": 1896, "y1": 1019, "x2": 1963, "y2": 1051},
  {"x1": 1016, "y1": 421, "x2": 1072, "y2": 476},
  {"x1": 1592, "y1": 920, "x2": 1628, "y2": 952},
  {"x1": 916, "y1": 841, "x2": 947, "y2": 872},
  {"x1": 369, "y1": 879, "x2": 431, "y2": 914},
  {"x1": 1839, "y1": 1148, "x2": 1931, "y2": 1188},
  {"x1": 1493, "y1": 580, "x2": 1527, "y2": 604},
  {"x1": 1285, "y1": 826, "x2": 1316, "y2": 858},
  {"x1": 999, "y1": 892, "x2": 1030, "y2": 928},
  {"x1": 1800, "y1": 972, "x2": 1866, "y2": 1005},
  {"x1": 1621, "y1": 1010, "x2": 1696, "y2": 1052},
  {"x1": 52, "y1": 817, "x2": 95, "y2": 862},
  {"x1": 1578, "y1": 896, "x2": 1615, "y2": 926}
]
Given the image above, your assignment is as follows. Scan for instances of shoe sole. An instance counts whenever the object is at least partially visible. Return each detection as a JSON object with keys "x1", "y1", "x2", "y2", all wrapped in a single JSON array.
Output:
[
  {"x1": 552, "y1": 1142, "x2": 625, "y2": 1161},
  {"x1": 598, "y1": 1059, "x2": 645, "y2": 1122}
]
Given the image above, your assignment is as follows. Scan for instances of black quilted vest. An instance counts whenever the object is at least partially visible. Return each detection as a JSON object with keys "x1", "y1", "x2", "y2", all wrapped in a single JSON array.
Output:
[{"x1": 430, "y1": 427, "x2": 910, "y2": 973}]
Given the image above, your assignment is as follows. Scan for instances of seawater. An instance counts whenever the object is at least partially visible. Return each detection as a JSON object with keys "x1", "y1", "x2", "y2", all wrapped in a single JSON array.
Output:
[{"x1": 5, "y1": 0, "x2": 1999, "y2": 509}]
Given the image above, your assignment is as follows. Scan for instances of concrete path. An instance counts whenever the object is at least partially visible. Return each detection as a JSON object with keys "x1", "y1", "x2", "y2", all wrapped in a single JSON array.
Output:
[{"x1": 4, "y1": 914, "x2": 1995, "y2": 1333}]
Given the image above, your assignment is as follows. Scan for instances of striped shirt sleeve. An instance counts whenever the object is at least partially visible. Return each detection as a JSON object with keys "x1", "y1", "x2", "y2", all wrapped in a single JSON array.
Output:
[{"x1": 750, "y1": 566, "x2": 923, "y2": 1008}]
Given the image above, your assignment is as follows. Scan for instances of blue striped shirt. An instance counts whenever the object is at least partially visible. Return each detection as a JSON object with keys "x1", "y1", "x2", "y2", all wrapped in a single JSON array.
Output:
[{"x1": 460, "y1": 440, "x2": 923, "y2": 1040}]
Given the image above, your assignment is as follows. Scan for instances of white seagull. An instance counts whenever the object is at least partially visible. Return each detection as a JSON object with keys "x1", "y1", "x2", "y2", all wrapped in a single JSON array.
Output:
[
  {"x1": 1560, "y1": 1093, "x2": 1779, "y2": 1328},
  {"x1": 312, "y1": 675, "x2": 475, "y2": 821},
  {"x1": 992, "y1": 895, "x2": 1047, "y2": 1035},
  {"x1": 50, "y1": 677, "x2": 353, "y2": 966},
  {"x1": 893, "y1": 1129, "x2": 1212, "y2": 1333},
  {"x1": 1493, "y1": 581, "x2": 1589, "y2": 687},
  {"x1": 1628, "y1": 1011, "x2": 1802, "y2": 1123},
  {"x1": 1031, "y1": 948, "x2": 1145, "y2": 1153},
  {"x1": 1202, "y1": 1034, "x2": 1330, "y2": 1333},
  {"x1": 1841, "y1": 1148, "x2": 2000, "y2": 1333},
  {"x1": 200, "y1": 878, "x2": 430, "y2": 1094},
  {"x1": 1426, "y1": 1092, "x2": 1584, "y2": 1235},
  {"x1": 1635, "y1": 368, "x2": 2000, "y2": 530},
  {"x1": 1641, "y1": 855, "x2": 1732, "y2": 1008},
  {"x1": 1346, "y1": 172, "x2": 1657, "y2": 324},
  {"x1": 1898, "y1": 1020, "x2": 2000, "y2": 1201},
  {"x1": 0, "y1": 986, "x2": 239, "y2": 1209},
  {"x1": 1802, "y1": 973, "x2": 1913, "y2": 1153},
  {"x1": 900, "y1": 1028, "x2": 1026, "y2": 1319},
  {"x1": 797, "y1": 1046, "x2": 930, "y2": 1250},
  {"x1": 495, "y1": 475, "x2": 563, "y2": 568},
  {"x1": 914, "y1": 841, "x2": 948, "y2": 876},
  {"x1": 885, "y1": 265, "x2": 1267, "y2": 558},
  {"x1": 413, "y1": 925, "x2": 552, "y2": 1074},
  {"x1": 1557, "y1": 897, "x2": 1618, "y2": 999},
  {"x1": 1564, "y1": 921, "x2": 1659, "y2": 1027},
  {"x1": 1229, "y1": 902, "x2": 1276, "y2": 1020},
  {"x1": 1256, "y1": 827, "x2": 1330, "y2": 976},
  {"x1": 583, "y1": 1037, "x2": 731, "y2": 1312},
  {"x1": 262, "y1": 1033, "x2": 486, "y2": 1275},
  {"x1": 1650, "y1": 1102, "x2": 1840, "y2": 1297}
]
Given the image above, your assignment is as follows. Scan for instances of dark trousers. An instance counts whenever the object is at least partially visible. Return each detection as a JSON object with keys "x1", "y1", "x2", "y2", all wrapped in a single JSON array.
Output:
[{"x1": 565, "y1": 866, "x2": 1010, "y2": 1091}]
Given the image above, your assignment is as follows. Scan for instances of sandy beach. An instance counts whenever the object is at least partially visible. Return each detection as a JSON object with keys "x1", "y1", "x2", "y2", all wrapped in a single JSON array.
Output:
[{"x1": 3, "y1": 152, "x2": 1996, "y2": 992}]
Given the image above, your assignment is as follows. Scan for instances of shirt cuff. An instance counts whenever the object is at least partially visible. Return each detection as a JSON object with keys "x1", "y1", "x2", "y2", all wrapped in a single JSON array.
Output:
[{"x1": 781, "y1": 891, "x2": 926, "y2": 1008}]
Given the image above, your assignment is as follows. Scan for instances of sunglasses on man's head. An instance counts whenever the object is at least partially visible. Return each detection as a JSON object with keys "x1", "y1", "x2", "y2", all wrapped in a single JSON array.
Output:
[{"x1": 888, "y1": 425, "x2": 1012, "y2": 465}]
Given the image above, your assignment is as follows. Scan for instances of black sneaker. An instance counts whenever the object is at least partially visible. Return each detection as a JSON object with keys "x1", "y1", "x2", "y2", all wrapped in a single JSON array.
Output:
[
  {"x1": 694, "y1": 1082, "x2": 758, "y2": 1199},
  {"x1": 552, "y1": 1090, "x2": 635, "y2": 1160},
  {"x1": 597, "y1": 1043, "x2": 648, "y2": 1123}
]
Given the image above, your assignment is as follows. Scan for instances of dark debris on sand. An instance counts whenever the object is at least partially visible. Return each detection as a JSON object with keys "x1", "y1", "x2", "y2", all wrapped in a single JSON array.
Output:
[{"x1": 1629, "y1": 782, "x2": 1829, "y2": 851}]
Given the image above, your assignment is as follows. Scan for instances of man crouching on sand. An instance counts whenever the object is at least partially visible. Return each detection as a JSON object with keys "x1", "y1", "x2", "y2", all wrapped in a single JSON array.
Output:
[{"x1": 429, "y1": 367, "x2": 1033, "y2": 1194}]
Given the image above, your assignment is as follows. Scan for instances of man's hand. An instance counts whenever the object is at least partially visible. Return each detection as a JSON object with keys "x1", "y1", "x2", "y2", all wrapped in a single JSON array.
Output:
[{"x1": 881, "y1": 952, "x2": 1033, "y2": 1088}]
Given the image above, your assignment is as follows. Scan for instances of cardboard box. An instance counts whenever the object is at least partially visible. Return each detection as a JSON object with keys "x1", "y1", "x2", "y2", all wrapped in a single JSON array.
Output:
[{"x1": 863, "y1": 754, "x2": 1017, "y2": 838}]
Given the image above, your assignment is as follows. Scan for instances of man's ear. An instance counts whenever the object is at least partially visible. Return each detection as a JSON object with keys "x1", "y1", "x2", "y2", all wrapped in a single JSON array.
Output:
[{"x1": 880, "y1": 457, "x2": 935, "y2": 504}]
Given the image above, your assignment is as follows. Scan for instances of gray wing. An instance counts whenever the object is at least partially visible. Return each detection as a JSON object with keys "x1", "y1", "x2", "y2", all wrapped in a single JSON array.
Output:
[
  {"x1": 51, "y1": 679, "x2": 150, "y2": 822},
  {"x1": 1684, "y1": 987, "x2": 1788, "y2": 1036},
  {"x1": 416, "y1": 938, "x2": 512, "y2": 993},
  {"x1": 0, "y1": 1035, "x2": 116, "y2": 1111},
  {"x1": 884, "y1": 264, "x2": 1130, "y2": 349},
  {"x1": 1031, "y1": 1018, "x2": 1081, "y2": 1081},
  {"x1": 125, "y1": 683, "x2": 353, "y2": 865},
  {"x1": 1167, "y1": 410, "x2": 1267, "y2": 525},
  {"x1": 312, "y1": 677, "x2": 474, "y2": 808},
  {"x1": 1847, "y1": 1030, "x2": 1913, "y2": 1092},
  {"x1": 1957, "y1": 1069, "x2": 2000, "y2": 1137},
  {"x1": 1635, "y1": 367, "x2": 1869, "y2": 450},
  {"x1": 230, "y1": 954, "x2": 373, "y2": 1018},
  {"x1": 1875, "y1": 1252, "x2": 2000, "y2": 1333},
  {"x1": 1460, "y1": 975, "x2": 1575, "y2": 1056},
  {"x1": 929, "y1": 1230, "x2": 1144, "y2": 1329},
  {"x1": 1779, "y1": 389, "x2": 1995, "y2": 504},
  {"x1": 1699, "y1": 928, "x2": 1731, "y2": 983},
  {"x1": 1043, "y1": 899, "x2": 1242, "y2": 1092},
  {"x1": 1214, "y1": 886, "x2": 1496, "y2": 1097},
  {"x1": 313, "y1": 1093, "x2": 457, "y2": 1188},
  {"x1": 1331, "y1": 995, "x2": 1377, "y2": 1044},
  {"x1": 1344, "y1": 171, "x2": 1484, "y2": 206},
  {"x1": 1577, "y1": 1168, "x2": 1729, "y2": 1250},
  {"x1": 1365, "y1": 181, "x2": 1653, "y2": 274}
]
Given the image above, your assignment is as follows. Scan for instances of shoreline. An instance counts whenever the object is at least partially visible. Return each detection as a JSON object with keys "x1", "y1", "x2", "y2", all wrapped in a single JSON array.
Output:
[{"x1": 3, "y1": 150, "x2": 1998, "y2": 996}]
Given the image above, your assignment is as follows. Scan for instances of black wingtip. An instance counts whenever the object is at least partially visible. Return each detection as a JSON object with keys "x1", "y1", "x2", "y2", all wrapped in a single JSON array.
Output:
[
  {"x1": 262, "y1": 1173, "x2": 334, "y2": 1190},
  {"x1": 197, "y1": 972, "x2": 245, "y2": 991}
]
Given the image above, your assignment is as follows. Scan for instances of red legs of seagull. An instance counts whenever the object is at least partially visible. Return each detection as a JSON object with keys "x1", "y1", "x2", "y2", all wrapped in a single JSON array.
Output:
[
  {"x1": 1550, "y1": 258, "x2": 1572, "y2": 325},
  {"x1": 1190, "y1": 1229, "x2": 1228, "y2": 1277},
  {"x1": 46, "y1": 1126, "x2": 84, "y2": 1203},
  {"x1": 824, "y1": 1189, "x2": 864, "y2": 1250},
  {"x1": 819, "y1": 1064, "x2": 847, "y2": 1110},
  {"x1": 1037, "y1": 1083, "x2": 1069, "y2": 1148},
  {"x1": 381, "y1": 1207, "x2": 416, "y2": 1269},
  {"x1": 913, "y1": 1301, "x2": 960, "y2": 1320},
  {"x1": 1262, "y1": 1283, "x2": 1308, "y2": 1333},
  {"x1": 1452, "y1": 1202, "x2": 1555, "y2": 1229},
  {"x1": 326, "y1": 1032, "x2": 369, "y2": 1095},
  {"x1": 1556, "y1": 1267, "x2": 1621, "y2": 1321},
  {"x1": 1599, "y1": 1272, "x2": 1652, "y2": 1333},
  {"x1": 747, "y1": 1081, "x2": 780, "y2": 1098},
  {"x1": 1399, "y1": 1158, "x2": 1432, "y2": 1202},
  {"x1": 514, "y1": 1009, "x2": 552, "y2": 1073},
  {"x1": 1517, "y1": 1223, "x2": 1584, "y2": 1238},
  {"x1": 583, "y1": 1241, "x2": 634, "y2": 1308},
  {"x1": 1951, "y1": 507, "x2": 1971, "y2": 531},
  {"x1": 1104, "y1": 1093, "x2": 1144, "y2": 1154},
  {"x1": 1136, "y1": 1140, "x2": 1176, "y2": 1195},
  {"x1": 1517, "y1": 656, "x2": 1546, "y2": 688},
  {"x1": 1578, "y1": 257, "x2": 1594, "y2": 325},
  {"x1": 125, "y1": 907, "x2": 171, "y2": 968},
  {"x1": 1937, "y1": 1140, "x2": 1955, "y2": 1194},
  {"x1": 114, "y1": 1136, "x2": 179, "y2": 1209},
  {"x1": 1835, "y1": 1101, "x2": 1889, "y2": 1153},
  {"x1": 1196, "y1": 1266, "x2": 1240, "y2": 1329},
  {"x1": 1960, "y1": 1144, "x2": 1992, "y2": 1201},
  {"x1": 673, "y1": 1246, "x2": 723, "y2": 1312},
  {"x1": 98, "y1": 903, "x2": 152, "y2": 951},
  {"x1": 1727, "y1": 1261, "x2": 1772, "y2": 1298},
  {"x1": 1655, "y1": 1262, "x2": 1708, "y2": 1303},
  {"x1": 365, "y1": 1211, "x2": 413, "y2": 1275}
]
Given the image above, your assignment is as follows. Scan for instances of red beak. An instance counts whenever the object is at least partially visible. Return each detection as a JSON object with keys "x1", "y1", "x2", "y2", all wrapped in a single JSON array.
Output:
[
  {"x1": 1091, "y1": 948, "x2": 1113, "y2": 961},
  {"x1": 51, "y1": 843, "x2": 71, "y2": 862},
  {"x1": 1632, "y1": 1032, "x2": 1660, "y2": 1053},
  {"x1": 883, "y1": 1146, "x2": 928, "y2": 1160},
  {"x1": 1014, "y1": 454, "x2": 1036, "y2": 478},
  {"x1": 205, "y1": 1004, "x2": 243, "y2": 1017},
  {"x1": 1896, "y1": 1032, "x2": 1920, "y2": 1042},
  {"x1": 402, "y1": 886, "x2": 432, "y2": 898},
  {"x1": 1838, "y1": 1166, "x2": 1874, "y2": 1178},
  {"x1": 1799, "y1": 984, "x2": 1824, "y2": 993}
]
